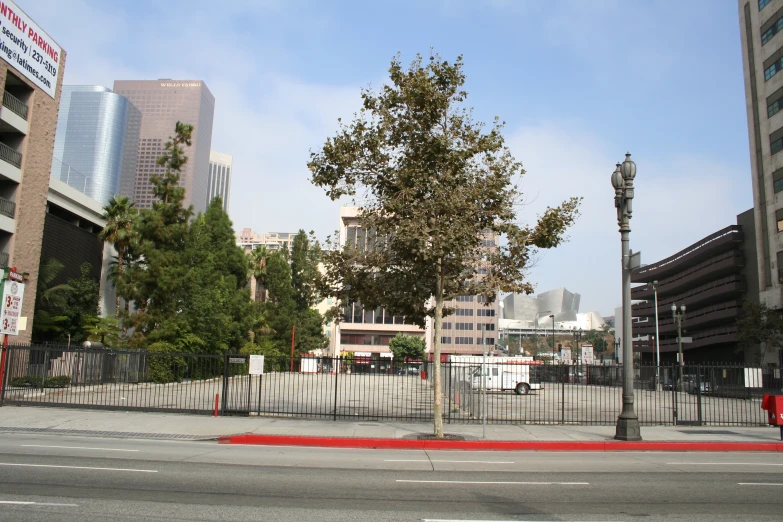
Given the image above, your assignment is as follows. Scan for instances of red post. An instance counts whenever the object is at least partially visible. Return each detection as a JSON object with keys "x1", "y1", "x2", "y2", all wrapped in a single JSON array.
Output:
[
  {"x1": 214, "y1": 393, "x2": 220, "y2": 417},
  {"x1": 0, "y1": 334, "x2": 8, "y2": 400},
  {"x1": 290, "y1": 325, "x2": 295, "y2": 372}
]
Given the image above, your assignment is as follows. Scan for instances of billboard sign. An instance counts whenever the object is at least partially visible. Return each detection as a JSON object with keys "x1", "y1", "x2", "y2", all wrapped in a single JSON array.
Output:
[
  {"x1": 580, "y1": 344, "x2": 594, "y2": 365},
  {"x1": 0, "y1": 1, "x2": 61, "y2": 98}
]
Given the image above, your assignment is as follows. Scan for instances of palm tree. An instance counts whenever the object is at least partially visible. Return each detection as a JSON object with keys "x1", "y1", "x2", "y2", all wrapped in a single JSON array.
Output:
[
  {"x1": 100, "y1": 196, "x2": 137, "y2": 318},
  {"x1": 32, "y1": 258, "x2": 72, "y2": 341},
  {"x1": 248, "y1": 245, "x2": 270, "y2": 303}
]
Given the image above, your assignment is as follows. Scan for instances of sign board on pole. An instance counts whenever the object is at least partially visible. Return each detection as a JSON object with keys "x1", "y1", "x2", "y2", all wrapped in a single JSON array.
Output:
[
  {"x1": 560, "y1": 348, "x2": 572, "y2": 365},
  {"x1": 744, "y1": 367, "x2": 762, "y2": 388},
  {"x1": 580, "y1": 344, "x2": 594, "y2": 365},
  {"x1": 249, "y1": 355, "x2": 265, "y2": 375},
  {"x1": 676, "y1": 337, "x2": 693, "y2": 343},
  {"x1": 228, "y1": 357, "x2": 245, "y2": 364},
  {"x1": 0, "y1": 278, "x2": 24, "y2": 335},
  {"x1": 0, "y1": 0, "x2": 62, "y2": 99}
]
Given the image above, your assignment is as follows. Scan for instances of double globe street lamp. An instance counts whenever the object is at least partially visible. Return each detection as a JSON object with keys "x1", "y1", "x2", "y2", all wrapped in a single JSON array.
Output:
[
  {"x1": 611, "y1": 153, "x2": 642, "y2": 441},
  {"x1": 671, "y1": 303, "x2": 686, "y2": 392}
]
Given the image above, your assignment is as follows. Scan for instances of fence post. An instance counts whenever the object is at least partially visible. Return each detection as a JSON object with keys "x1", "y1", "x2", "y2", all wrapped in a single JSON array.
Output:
[
  {"x1": 672, "y1": 367, "x2": 678, "y2": 425},
  {"x1": 0, "y1": 346, "x2": 8, "y2": 404},
  {"x1": 221, "y1": 352, "x2": 229, "y2": 416},
  {"x1": 696, "y1": 364, "x2": 703, "y2": 426},
  {"x1": 41, "y1": 349, "x2": 49, "y2": 390},
  {"x1": 333, "y1": 356, "x2": 339, "y2": 421}
]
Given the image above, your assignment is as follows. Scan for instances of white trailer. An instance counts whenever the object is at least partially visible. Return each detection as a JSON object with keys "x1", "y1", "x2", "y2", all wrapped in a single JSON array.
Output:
[{"x1": 448, "y1": 356, "x2": 542, "y2": 395}]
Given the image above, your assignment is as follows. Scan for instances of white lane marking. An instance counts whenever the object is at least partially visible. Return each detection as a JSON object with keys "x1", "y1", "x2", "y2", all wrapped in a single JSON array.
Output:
[
  {"x1": 385, "y1": 460, "x2": 514, "y2": 464},
  {"x1": 22, "y1": 445, "x2": 139, "y2": 452},
  {"x1": 397, "y1": 480, "x2": 588, "y2": 485},
  {"x1": 738, "y1": 482, "x2": 783, "y2": 486},
  {"x1": 0, "y1": 463, "x2": 157, "y2": 473},
  {"x1": 0, "y1": 501, "x2": 78, "y2": 507},
  {"x1": 669, "y1": 462, "x2": 783, "y2": 466}
]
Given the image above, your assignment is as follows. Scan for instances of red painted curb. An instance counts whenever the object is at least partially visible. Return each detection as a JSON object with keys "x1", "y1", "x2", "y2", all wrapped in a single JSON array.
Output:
[{"x1": 217, "y1": 434, "x2": 783, "y2": 452}]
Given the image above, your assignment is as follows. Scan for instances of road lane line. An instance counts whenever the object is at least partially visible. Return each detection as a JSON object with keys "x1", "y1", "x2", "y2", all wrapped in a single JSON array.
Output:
[
  {"x1": 396, "y1": 480, "x2": 588, "y2": 485},
  {"x1": 0, "y1": 463, "x2": 157, "y2": 473},
  {"x1": 0, "y1": 501, "x2": 79, "y2": 507},
  {"x1": 738, "y1": 482, "x2": 783, "y2": 486},
  {"x1": 669, "y1": 462, "x2": 783, "y2": 466},
  {"x1": 22, "y1": 445, "x2": 139, "y2": 452},
  {"x1": 385, "y1": 460, "x2": 514, "y2": 464}
]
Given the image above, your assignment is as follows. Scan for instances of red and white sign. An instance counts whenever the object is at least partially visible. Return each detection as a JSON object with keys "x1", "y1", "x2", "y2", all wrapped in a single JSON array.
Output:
[
  {"x1": 0, "y1": 1, "x2": 61, "y2": 98},
  {"x1": 580, "y1": 344, "x2": 594, "y2": 366},
  {"x1": 0, "y1": 278, "x2": 24, "y2": 335}
]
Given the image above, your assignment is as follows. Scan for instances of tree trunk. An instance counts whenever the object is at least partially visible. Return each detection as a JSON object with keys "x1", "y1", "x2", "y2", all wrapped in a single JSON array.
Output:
[
  {"x1": 115, "y1": 246, "x2": 123, "y2": 319},
  {"x1": 433, "y1": 259, "x2": 444, "y2": 438}
]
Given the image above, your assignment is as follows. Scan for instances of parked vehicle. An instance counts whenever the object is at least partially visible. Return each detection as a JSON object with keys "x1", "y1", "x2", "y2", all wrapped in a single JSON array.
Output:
[
  {"x1": 467, "y1": 360, "x2": 543, "y2": 395},
  {"x1": 683, "y1": 375, "x2": 712, "y2": 395}
]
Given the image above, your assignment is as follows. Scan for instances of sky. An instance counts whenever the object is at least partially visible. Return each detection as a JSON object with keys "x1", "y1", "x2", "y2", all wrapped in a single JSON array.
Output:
[{"x1": 26, "y1": 0, "x2": 752, "y2": 317}]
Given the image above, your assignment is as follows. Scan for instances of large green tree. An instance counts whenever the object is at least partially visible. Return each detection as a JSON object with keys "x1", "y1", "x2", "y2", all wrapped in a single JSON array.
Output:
[
  {"x1": 309, "y1": 52, "x2": 580, "y2": 437},
  {"x1": 388, "y1": 333, "x2": 425, "y2": 363},
  {"x1": 290, "y1": 230, "x2": 321, "y2": 311},
  {"x1": 737, "y1": 300, "x2": 783, "y2": 365},
  {"x1": 248, "y1": 245, "x2": 271, "y2": 303}
]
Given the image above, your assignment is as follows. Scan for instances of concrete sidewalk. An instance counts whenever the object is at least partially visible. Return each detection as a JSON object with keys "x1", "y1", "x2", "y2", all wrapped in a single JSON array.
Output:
[{"x1": 1, "y1": 405, "x2": 781, "y2": 446}]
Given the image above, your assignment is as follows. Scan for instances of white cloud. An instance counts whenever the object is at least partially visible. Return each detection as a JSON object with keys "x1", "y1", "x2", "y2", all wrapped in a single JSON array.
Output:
[{"x1": 506, "y1": 122, "x2": 752, "y2": 317}]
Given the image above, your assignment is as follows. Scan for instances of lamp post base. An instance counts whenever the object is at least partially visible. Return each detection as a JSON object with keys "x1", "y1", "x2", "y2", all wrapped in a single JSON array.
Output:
[{"x1": 614, "y1": 414, "x2": 642, "y2": 441}]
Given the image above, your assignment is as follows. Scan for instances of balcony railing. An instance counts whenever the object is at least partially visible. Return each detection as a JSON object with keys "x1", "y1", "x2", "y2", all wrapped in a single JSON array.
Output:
[
  {"x1": 2, "y1": 92, "x2": 28, "y2": 120},
  {"x1": 0, "y1": 251, "x2": 7, "y2": 267},
  {"x1": 0, "y1": 142, "x2": 21, "y2": 168},
  {"x1": 0, "y1": 196, "x2": 14, "y2": 219}
]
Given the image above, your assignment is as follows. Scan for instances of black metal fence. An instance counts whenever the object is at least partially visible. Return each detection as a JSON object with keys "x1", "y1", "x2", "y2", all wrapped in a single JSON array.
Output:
[{"x1": 1, "y1": 345, "x2": 781, "y2": 426}]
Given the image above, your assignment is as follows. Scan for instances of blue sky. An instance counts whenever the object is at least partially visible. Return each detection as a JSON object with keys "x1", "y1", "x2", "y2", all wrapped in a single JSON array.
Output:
[{"x1": 28, "y1": 0, "x2": 751, "y2": 317}]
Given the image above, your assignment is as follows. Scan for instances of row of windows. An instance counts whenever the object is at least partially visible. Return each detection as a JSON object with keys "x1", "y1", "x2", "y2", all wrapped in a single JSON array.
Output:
[
  {"x1": 763, "y1": 15, "x2": 783, "y2": 45},
  {"x1": 341, "y1": 303, "x2": 414, "y2": 325},
  {"x1": 477, "y1": 309, "x2": 495, "y2": 317},
  {"x1": 765, "y1": 57, "x2": 783, "y2": 81},
  {"x1": 442, "y1": 322, "x2": 496, "y2": 330},
  {"x1": 455, "y1": 295, "x2": 474, "y2": 302},
  {"x1": 456, "y1": 323, "x2": 473, "y2": 330},
  {"x1": 440, "y1": 337, "x2": 496, "y2": 345},
  {"x1": 340, "y1": 334, "x2": 398, "y2": 345},
  {"x1": 455, "y1": 309, "x2": 473, "y2": 316}
]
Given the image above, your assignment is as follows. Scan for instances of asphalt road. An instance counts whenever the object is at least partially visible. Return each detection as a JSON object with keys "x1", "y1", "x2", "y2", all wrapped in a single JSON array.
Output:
[{"x1": 0, "y1": 432, "x2": 781, "y2": 521}]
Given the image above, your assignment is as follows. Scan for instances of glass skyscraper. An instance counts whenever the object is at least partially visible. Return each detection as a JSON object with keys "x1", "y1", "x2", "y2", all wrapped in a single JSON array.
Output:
[
  {"x1": 207, "y1": 151, "x2": 232, "y2": 212},
  {"x1": 113, "y1": 80, "x2": 215, "y2": 214},
  {"x1": 52, "y1": 85, "x2": 141, "y2": 206}
]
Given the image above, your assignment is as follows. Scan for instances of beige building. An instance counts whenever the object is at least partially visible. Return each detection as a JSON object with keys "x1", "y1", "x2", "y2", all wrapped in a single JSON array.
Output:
[
  {"x1": 0, "y1": 2, "x2": 66, "y2": 343},
  {"x1": 236, "y1": 228, "x2": 297, "y2": 253},
  {"x1": 739, "y1": 0, "x2": 783, "y2": 309},
  {"x1": 112, "y1": 80, "x2": 215, "y2": 214}
]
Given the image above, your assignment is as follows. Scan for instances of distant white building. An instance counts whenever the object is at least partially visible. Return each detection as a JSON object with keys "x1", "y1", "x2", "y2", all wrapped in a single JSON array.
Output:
[{"x1": 500, "y1": 287, "x2": 605, "y2": 332}]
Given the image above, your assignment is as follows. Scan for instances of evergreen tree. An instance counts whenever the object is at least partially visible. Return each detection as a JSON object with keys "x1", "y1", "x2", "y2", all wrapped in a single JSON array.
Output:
[
  {"x1": 100, "y1": 196, "x2": 137, "y2": 320},
  {"x1": 290, "y1": 229, "x2": 321, "y2": 311}
]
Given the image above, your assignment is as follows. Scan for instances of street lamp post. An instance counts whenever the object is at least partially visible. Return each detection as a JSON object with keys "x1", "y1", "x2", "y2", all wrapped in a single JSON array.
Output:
[
  {"x1": 671, "y1": 303, "x2": 686, "y2": 392},
  {"x1": 572, "y1": 328, "x2": 583, "y2": 365},
  {"x1": 614, "y1": 337, "x2": 621, "y2": 363},
  {"x1": 651, "y1": 281, "x2": 661, "y2": 389},
  {"x1": 549, "y1": 314, "x2": 556, "y2": 363},
  {"x1": 611, "y1": 153, "x2": 642, "y2": 441}
]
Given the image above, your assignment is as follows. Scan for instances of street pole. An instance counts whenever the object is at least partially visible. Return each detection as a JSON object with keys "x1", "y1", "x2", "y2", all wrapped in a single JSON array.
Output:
[
  {"x1": 612, "y1": 154, "x2": 642, "y2": 441},
  {"x1": 550, "y1": 314, "x2": 555, "y2": 363},
  {"x1": 672, "y1": 303, "x2": 686, "y2": 392},
  {"x1": 652, "y1": 281, "x2": 661, "y2": 389},
  {"x1": 482, "y1": 325, "x2": 487, "y2": 439}
]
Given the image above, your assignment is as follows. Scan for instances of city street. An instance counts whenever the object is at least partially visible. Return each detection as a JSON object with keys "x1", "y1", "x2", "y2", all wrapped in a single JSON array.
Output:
[{"x1": 0, "y1": 431, "x2": 781, "y2": 521}]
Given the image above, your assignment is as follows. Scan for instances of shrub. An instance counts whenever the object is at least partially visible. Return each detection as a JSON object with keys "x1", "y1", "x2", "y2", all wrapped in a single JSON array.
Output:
[
  {"x1": 9, "y1": 375, "x2": 71, "y2": 388},
  {"x1": 147, "y1": 342, "x2": 187, "y2": 384}
]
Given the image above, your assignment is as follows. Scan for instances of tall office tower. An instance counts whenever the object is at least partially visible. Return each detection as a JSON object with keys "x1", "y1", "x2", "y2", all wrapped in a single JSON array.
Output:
[
  {"x1": 0, "y1": 1, "x2": 66, "y2": 342},
  {"x1": 112, "y1": 80, "x2": 215, "y2": 214},
  {"x1": 207, "y1": 151, "x2": 232, "y2": 212},
  {"x1": 52, "y1": 86, "x2": 141, "y2": 206},
  {"x1": 739, "y1": 0, "x2": 783, "y2": 309}
]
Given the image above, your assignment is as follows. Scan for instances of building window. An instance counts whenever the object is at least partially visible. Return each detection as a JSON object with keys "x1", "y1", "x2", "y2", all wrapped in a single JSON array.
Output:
[
  {"x1": 456, "y1": 309, "x2": 474, "y2": 316},
  {"x1": 769, "y1": 99, "x2": 781, "y2": 118},
  {"x1": 774, "y1": 169, "x2": 783, "y2": 193},
  {"x1": 479, "y1": 323, "x2": 496, "y2": 331},
  {"x1": 441, "y1": 337, "x2": 452, "y2": 344},
  {"x1": 765, "y1": 60, "x2": 781, "y2": 81},
  {"x1": 442, "y1": 322, "x2": 452, "y2": 330},
  {"x1": 477, "y1": 337, "x2": 495, "y2": 345},
  {"x1": 772, "y1": 137, "x2": 783, "y2": 155},
  {"x1": 455, "y1": 337, "x2": 474, "y2": 345},
  {"x1": 777, "y1": 209, "x2": 783, "y2": 233},
  {"x1": 456, "y1": 322, "x2": 474, "y2": 331},
  {"x1": 764, "y1": 17, "x2": 783, "y2": 45},
  {"x1": 778, "y1": 251, "x2": 783, "y2": 282},
  {"x1": 760, "y1": 0, "x2": 771, "y2": 11},
  {"x1": 456, "y1": 295, "x2": 474, "y2": 302}
]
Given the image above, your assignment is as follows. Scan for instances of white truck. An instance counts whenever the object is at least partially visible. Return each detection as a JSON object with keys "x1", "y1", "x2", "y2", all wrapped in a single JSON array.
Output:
[{"x1": 449, "y1": 356, "x2": 542, "y2": 395}]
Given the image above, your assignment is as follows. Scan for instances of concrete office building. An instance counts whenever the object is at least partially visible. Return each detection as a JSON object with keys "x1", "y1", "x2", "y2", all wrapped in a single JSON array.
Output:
[
  {"x1": 51, "y1": 86, "x2": 141, "y2": 206},
  {"x1": 207, "y1": 151, "x2": 232, "y2": 212},
  {"x1": 0, "y1": 2, "x2": 66, "y2": 342},
  {"x1": 112, "y1": 80, "x2": 214, "y2": 214},
  {"x1": 739, "y1": 0, "x2": 783, "y2": 310},
  {"x1": 236, "y1": 228, "x2": 297, "y2": 253}
]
